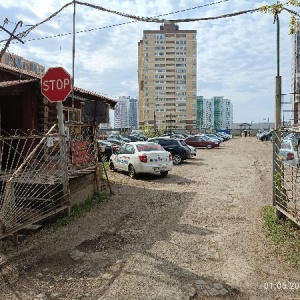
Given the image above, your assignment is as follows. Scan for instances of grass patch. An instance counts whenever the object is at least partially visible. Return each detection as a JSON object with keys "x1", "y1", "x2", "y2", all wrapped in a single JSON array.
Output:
[
  {"x1": 47, "y1": 192, "x2": 110, "y2": 234},
  {"x1": 263, "y1": 205, "x2": 300, "y2": 266}
]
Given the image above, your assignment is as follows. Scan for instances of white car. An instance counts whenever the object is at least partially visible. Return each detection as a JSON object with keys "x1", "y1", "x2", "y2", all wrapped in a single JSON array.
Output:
[
  {"x1": 278, "y1": 139, "x2": 299, "y2": 167},
  {"x1": 109, "y1": 142, "x2": 173, "y2": 179}
]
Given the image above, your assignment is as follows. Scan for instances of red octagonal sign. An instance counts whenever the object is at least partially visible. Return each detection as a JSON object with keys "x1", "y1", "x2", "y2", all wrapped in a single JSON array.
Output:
[{"x1": 41, "y1": 67, "x2": 72, "y2": 102}]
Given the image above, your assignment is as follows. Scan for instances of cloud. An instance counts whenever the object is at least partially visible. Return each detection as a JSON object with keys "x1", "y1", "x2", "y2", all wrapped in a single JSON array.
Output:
[{"x1": 1, "y1": 0, "x2": 299, "y2": 123}]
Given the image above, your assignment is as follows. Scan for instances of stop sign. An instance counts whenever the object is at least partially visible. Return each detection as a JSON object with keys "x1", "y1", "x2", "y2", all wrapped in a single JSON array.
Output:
[{"x1": 41, "y1": 67, "x2": 72, "y2": 102}]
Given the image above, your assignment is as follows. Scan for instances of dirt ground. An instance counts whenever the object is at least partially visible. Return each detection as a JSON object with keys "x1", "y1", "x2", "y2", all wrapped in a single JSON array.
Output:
[{"x1": 1, "y1": 136, "x2": 300, "y2": 300}]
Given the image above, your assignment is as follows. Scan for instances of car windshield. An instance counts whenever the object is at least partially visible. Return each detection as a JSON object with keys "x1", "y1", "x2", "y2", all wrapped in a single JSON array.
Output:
[{"x1": 136, "y1": 143, "x2": 164, "y2": 152}]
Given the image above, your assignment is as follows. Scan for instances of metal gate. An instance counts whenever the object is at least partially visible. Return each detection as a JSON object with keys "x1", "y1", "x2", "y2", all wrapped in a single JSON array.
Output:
[
  {"x1": 273, "y1": 128, "x2": 300, "y2": 224},
  {"x1": 0, "y1": 125, "x2": 70, "y2": 238}
]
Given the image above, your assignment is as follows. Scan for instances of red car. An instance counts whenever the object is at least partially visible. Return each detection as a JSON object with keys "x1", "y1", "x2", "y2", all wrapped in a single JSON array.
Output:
[{"x1": 184, "y1": 136, "x2": 219, "y2": 149}]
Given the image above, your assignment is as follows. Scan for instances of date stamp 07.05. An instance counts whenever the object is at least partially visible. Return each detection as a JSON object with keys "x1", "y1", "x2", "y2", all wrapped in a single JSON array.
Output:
[{"x1": 264, "y1": 282, "x2": 300, "y2": 290}]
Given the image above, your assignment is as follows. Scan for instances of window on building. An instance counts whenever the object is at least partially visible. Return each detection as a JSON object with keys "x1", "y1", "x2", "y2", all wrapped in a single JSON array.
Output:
[
  {"x1": 154, "y1": 34, "x2": 165, "y2": 39},
  {"x1": 63, "y1": 108, "x2": 81, "y2": 122}
]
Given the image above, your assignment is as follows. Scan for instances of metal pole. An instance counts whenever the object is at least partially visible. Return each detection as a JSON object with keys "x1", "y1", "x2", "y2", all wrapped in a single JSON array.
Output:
[
  {"x1": 273, "y1": 10, "x2": 282, "y2": 211},
  {"x1": 57, "y1": 102, "x2": 70, "y2": 216}
]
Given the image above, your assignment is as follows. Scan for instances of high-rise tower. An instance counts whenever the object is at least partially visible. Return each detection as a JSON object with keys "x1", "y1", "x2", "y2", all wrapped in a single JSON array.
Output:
[{"x1": 138, "y1": 22, "x2": 197, "y2": 132}]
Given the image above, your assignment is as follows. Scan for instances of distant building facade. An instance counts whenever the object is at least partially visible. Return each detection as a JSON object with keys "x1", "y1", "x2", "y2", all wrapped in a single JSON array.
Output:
[
  {"x1": 114, "y1": 96, "x2": 129, "y2": 129},
  {"x1": 128, "y1": 97, "x2": 139, "y2": 129},
  {"x1": 1, "y1": 52, "x2": 45, "y2": 75},
  {"x1": 114, "y1": 96, "x2": 138, "y2": 130},
  {"x1": 138, "y1": 22, "x2": 197, "y2": 132},
  {"x1": 196, "y1": 96, "x2": 233, "y2": 130}
]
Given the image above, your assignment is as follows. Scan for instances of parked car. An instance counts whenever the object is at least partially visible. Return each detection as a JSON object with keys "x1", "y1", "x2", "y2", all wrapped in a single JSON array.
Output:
[
  {"x1": 185, "y1": 135, "x2": 220, "y2": 149},
  {"x1": 199, "y1": 134, "x2": 221, "y2": 144},
  {"x1": 108, "y1": 134, "x2": 130, "y2": 142},
  {"x1": 130, "y1": 133, "x2": 148, "y2": 141},
  {"x1": 178, "y1": 139, "x2": 197, "y2": 157},
  {"x1": 107, "y1": 138, "x2": 125, "y2": 146},
  {"x1": 204, "y1": 133, "x2": 224, "y2": 143},
  {"x1": 109, "y1": 142, "x2": 173, "y2": 178},
  {"x1": 127, "y1": 134, "x2": 143, "y2": 142},
  {"x1": 97, "y1": 140, "x2": 113, "y2": 162},
  {"x1": 216, "y1": 132, "x2": 231, "y2": 141},
  {"x1": 278, "y1": 139, "x2": 299, "y2": 167},
  {"x1": 258, "y1": 131, "x2": 272, "y2": 141},
  {"x1": 148, "y1": 137, "x2": 191, "y2": 165}
]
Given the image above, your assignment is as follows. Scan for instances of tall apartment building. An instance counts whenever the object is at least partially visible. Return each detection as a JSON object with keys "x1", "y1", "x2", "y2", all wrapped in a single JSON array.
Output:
[
  {"x1": 1, "y1": 52, "x2": 45, "y2": 75},
  {"x1": 196, "y1": 96, "x2": 233, "y2": 130},
  {"x1": 128, "y1": 97, "x2": 139, "y2": 129},
  {"x1": 114, "y1": 96, "x2": 130, "y2": 130},
  {"x1": 213, "y1": 96, "x2": 233, "y2": 130},
  {"x1": 291, "y1": 21, "x2": 300, "y2": 124},
  {"x1": 114, "y1": 96, "x2": 139, "y2": 130},
  {"x1": 138, "y1": 22, "x2": 197, "y2": 131}
]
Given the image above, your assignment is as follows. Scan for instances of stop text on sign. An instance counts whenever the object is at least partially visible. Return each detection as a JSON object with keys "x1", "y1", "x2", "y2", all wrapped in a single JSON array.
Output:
[
  {"x1": 42, "y1": 78, "x2": 71, "y2": 91},
  {"x1": 41, "y1": 66, "x2": 72, "y2": 102}
]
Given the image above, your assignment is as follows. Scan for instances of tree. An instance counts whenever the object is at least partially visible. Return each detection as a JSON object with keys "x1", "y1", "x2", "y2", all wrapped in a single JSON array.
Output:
[{"x1": 259, "y1": 0, "x2": 300, "y2": 34}]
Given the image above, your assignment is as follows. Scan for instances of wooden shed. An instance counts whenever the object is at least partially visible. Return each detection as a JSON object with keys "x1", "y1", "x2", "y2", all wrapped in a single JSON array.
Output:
[{"x1": 0, "y1": 63, "x2": 117, "y2": 239}]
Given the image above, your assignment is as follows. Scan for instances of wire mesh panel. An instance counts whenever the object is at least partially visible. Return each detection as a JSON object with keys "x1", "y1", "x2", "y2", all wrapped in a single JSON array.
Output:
[
  {"x1": 273, "y1": 129, "x2": 300, "y2": 223},
  {"x1": 66, "y1": 124, "x2": 98, "y2": 172},
  {"x1": 0, "y1": 125, "x2": 69, "y2": 237}
]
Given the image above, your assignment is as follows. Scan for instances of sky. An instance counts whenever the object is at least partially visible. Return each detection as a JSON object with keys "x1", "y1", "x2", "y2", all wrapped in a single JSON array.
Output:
[{"x1": 1, "y1": 0, "x2": 299, "y2": 124}]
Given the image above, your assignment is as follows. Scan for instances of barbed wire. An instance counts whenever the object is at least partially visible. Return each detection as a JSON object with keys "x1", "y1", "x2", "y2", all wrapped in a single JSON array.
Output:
[
  {"x1": 1, "y1": 0, "x2": 230, "y2": 43},
  {"x1": 1, "y1": 0, "x2": 300, "y2": 45}
]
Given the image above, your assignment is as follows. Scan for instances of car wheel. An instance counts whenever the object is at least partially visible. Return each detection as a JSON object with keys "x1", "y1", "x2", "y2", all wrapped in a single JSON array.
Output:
[
  {"x1": 172, "y1": 154, "x2": 182, "y2": 165},
  {"x1": 160, "y1": 171, "x2": 168, "y2": 177},
  {"x1": 128, "y1": 164, "x2": 137, "y2": 179},
  {"x1": 207, "y1": 145, "x2": 212, "y2": 149},
  {"x1": 109, "y1": 161, "x2": 115, "y2": 172}
]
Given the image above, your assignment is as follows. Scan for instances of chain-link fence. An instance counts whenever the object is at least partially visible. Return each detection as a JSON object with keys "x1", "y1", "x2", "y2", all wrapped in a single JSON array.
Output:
[
  {"x1": 0, "y1": 124, "x2": 100, "y2": 239},
  {"x1": 273, "y1": 129, "x2": 300, "y2": 223}
]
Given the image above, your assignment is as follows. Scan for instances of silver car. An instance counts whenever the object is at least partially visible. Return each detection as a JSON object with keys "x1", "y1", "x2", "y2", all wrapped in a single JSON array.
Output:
[{"x1": 278, "y1": 139, "x2": 299, "y2": 167}]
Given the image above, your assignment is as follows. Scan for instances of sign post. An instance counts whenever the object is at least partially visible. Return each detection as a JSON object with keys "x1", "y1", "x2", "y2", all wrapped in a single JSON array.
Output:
[{"x1": 41, "y1": 67, "x2": 72, "y2": 216}]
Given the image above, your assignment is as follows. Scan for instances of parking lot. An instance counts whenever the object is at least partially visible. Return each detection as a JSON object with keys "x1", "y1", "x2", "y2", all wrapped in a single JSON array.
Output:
[{"x1": 1, "y1": 137, "x2": 300, "y2": 300}]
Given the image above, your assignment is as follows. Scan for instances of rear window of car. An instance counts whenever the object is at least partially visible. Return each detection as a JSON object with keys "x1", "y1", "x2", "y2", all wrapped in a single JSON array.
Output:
[
  {"x1": 136, "y1": 143, "x2": 164, "y2": 152},
  {"x1": 281, "y1": 141, "x2": 292, "y2": 150}
]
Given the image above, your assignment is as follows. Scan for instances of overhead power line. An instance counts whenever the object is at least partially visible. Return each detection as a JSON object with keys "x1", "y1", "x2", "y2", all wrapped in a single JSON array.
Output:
[
  {"x1": 1, "y1": 0, "x2": 231, "y2": 43},
  {"x1": 1, "y1": 0, "x2": 300, "y2": 45}
]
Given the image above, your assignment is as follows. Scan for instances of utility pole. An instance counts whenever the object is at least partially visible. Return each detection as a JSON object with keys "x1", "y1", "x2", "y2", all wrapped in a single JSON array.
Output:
[{"x1": 273, "y1": 5, "x2": 283, "y2": 214}]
